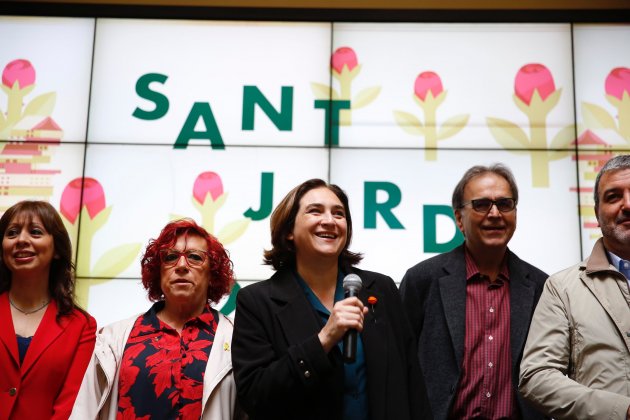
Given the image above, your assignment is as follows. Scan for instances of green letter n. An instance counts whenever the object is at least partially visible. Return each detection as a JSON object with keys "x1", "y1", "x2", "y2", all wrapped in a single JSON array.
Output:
[{"x1": 242, "y1": 86, "x2": 293, "y2": 131}]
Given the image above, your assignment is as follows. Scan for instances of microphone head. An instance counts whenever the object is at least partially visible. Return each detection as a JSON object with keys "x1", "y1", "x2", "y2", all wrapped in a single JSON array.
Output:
[{"x1": 343, "y1": 273, "x2": 362, "y2": 292}]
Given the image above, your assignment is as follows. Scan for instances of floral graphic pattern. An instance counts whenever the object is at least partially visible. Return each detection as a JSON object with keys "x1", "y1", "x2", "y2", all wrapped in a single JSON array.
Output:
[
  {"x1": 311, "y1": 46, "x2": 381, "y2": 126},
  {"x1": 581, "y1": 67, "x2": 630, "y2": 143},
  {"x1": 171, "y1": 171, "x2": 251, "y2": 315},
  {"x1": 0, "y1": 59, "x2": 62, "y2": 211},
  {"x1": 60, "y1": 177, "x2": 141, "y2": 307},
  {"x1": 487, "y1": 63, "x2": 575, "y2": 187},
  {"x1": 394, "y1": 71, "x2": 469, "y2": 160},
  {"x1": 117, "y1": 303, "x2": 217, "y2": 419}
]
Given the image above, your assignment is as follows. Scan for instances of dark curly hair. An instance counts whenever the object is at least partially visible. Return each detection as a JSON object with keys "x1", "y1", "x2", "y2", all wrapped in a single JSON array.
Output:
[
  {"x1": 263, "y1": 178, "x2": 362, "y2": 271},
  {"x1": 0, "y1": 200, "x2": 80, "y2": 318},
  {"x1": 141, "y1": 219, "x2": 234, "y2": 303}
]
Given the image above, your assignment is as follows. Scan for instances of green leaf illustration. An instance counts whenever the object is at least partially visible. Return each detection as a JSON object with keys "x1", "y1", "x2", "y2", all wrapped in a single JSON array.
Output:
[
  {"x1": 352, "y1": 86, "x2": 381, "y2": 109},
  {"x1": 550, "y1": 124, "x2": 576, "y2": 150},
  {"x1": 437, "y1": 114, "x2": 470, "y2": 140},
  {"x1": 582, "y1": 102, "x2": 616, "y2": 130},
  {"x1": 217, "y1": 218, "x2": 250, "y2": 245},
  {"x1": 310, "y1": 82, "x2": 337, "y2": 100},
  {"x1": 23, "y1": 92, "x2": 56, "y2": 117},
  {"x1": 487, "y1": 117, "x2": 530, "y2": 149},
  {"x1": 393, "y1": 110, "x2": 424, "y2": 136},
  {"x1": 91, "y1": 243, "x2": 142, "y2": 278}
]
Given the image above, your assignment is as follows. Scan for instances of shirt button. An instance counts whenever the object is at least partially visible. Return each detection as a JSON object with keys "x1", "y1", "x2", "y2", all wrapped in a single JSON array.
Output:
[
  {"x1": 488, "y1": 362, "x2": 493, "y2": 368},
  {"x1": 8, "y1": 387, "x2": 16, "y2": 396},
  {"x1": 304, "y1": 370, "x2": 311, "y2": 378},
  {"x1": 488, "y1": 335, "x2": 494, "y2": 341},
  {"x1": 486, "y1": 392, "x2": 491, "y2": 398},
  {"x1": 298, "y1": 360, "x2": 305, "y2": 367},
  {"x1": 489, "y1": 307, "x2": 494, "y2": 313}
]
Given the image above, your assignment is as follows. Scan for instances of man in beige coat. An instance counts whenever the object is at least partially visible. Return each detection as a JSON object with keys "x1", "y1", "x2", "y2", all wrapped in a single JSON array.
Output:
[{"x1": 519, "y1": 154, "x2": 630, "y2": 420}]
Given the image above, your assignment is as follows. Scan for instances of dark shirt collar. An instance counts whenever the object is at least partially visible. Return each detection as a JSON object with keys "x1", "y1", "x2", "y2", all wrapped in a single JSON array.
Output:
[{"x1": 140, "y1": 300, "x2": 216, "y2": 334}]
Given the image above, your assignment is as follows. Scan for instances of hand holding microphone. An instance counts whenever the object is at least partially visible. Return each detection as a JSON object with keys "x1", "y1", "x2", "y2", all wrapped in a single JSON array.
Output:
[
  {"x1": 317, "y1": 274, "x2": 366, "y2": 361},
  {"x1": 342, "y1": 274, "x2": 362, "y2": 363}
]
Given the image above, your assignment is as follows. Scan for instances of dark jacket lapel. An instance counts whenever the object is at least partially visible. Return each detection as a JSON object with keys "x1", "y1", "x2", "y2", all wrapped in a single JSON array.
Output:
[
  {"x1": 270, "y1": 270, "x2": 324, "y2": 345},
  {"x1": 507, "y1": 251, "x2": 537, "y2": 373},
  {"x1": 438, "y1": 246, "x2": 468, "y2": 368},
  {"x1": 356, "y1": 271, "x2": 388, "y2": 419}
]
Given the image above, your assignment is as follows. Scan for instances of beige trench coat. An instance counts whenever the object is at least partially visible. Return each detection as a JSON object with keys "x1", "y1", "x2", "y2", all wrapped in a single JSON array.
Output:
[{"x1": 519, "y1": 239, "x2": 630, "y2": 420}]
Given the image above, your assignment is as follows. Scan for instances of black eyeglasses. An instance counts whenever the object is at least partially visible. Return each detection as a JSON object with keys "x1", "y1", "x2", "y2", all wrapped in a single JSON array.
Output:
[
  {"x1": 460, "y1": 197, "x2": 516, "y2": 213},
  {"x1": 159, "y1": 249, "x2": 208, "y2": 267}
]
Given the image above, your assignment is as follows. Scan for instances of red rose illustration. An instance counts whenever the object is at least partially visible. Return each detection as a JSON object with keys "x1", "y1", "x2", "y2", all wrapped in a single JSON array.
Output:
[
  {"x1": 414, "y1": 71, "x2": 443, "y2": 101},
  {"x1": 193, "y1": 171, "x2": 224, "y2": 204},
  {"x1": 2, "y1": 59, "x2": 36, "y2": 89},
  {"x1": 605, "y1": 67, "x2": 630, "y2": 100},
  {"x1": 514, "y1": 63, "x2": 556, "y2": 105},
  {"x1": 60, "y1": 177, "x2": 106, "y2": 223},
  {"x1": 331, "y1": 47, "x2": 358, "y2": 74}
]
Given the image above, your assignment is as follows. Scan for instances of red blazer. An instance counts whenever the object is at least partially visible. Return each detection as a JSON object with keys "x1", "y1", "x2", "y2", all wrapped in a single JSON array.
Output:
[{"x1": 0, "y1": 292, "x2": 96, "y2": 420}]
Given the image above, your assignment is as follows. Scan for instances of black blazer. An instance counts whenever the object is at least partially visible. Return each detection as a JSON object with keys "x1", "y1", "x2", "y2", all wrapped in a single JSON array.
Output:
[
  {"x1": 399, "y1": 245, "x2": 547, "y2": 420},
  {"x1": 232, "y1": 267, "x2": 432, "y2": 420}
]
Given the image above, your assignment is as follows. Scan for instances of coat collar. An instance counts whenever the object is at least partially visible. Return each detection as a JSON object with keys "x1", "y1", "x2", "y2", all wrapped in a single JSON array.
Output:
[
  {"x1": 20, "y1": 299, "x2": 65, "y2": 376},
  {"x1": 0, "y1": 292, "x2": 19, "y2": 367},
  {"x1": 202, "y1": 313, "x2": 235, "y2": 411},
  {"x1": 0, "y1": 292, "x2": 65, "y2": 375},
  {"x1": 580, "y1": 238, "x2": 630, "y2": 351}
]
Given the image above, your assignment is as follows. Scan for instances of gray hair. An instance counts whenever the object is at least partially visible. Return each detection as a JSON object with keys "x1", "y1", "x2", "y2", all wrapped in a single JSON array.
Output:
[
  {"x1": 452, "y1": 163, "x2": 519, "y2": 209},
  {"x1": 594, "y1": 154, "x2": 630, "y2": 207}
]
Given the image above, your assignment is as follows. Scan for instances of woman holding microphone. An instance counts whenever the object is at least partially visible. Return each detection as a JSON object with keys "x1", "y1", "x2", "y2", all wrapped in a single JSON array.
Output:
[{"x1": 232, "y1": 179, "x2": 431, "y2": 420}]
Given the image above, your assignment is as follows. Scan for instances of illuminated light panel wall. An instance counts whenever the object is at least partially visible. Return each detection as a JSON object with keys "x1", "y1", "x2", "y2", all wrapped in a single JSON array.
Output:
[{"x1": 1, "y1": 16, "x2": 629, "y2": 326}]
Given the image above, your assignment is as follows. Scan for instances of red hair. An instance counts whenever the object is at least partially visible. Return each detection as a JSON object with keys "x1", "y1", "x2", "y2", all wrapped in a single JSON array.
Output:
[{"x1": 141, "y1": 219, "x2": 234, "y2": 303}]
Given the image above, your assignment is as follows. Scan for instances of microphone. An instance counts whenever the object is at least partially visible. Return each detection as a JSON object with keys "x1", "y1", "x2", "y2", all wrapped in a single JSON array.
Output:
[{"x1": 342, "y1": 273, "x2": 363, "y2": 363}]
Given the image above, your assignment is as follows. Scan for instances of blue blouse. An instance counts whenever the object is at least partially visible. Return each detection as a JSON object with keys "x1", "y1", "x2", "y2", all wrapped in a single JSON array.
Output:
[
  {"x1": 294, "y1": 270, "x2": 369, "y2": 420},
  {"x1": 16, "y1": 335, "x2": 32, "y2": 364}
]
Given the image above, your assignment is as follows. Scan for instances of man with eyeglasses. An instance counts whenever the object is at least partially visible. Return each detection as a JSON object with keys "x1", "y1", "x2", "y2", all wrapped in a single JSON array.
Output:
[
  {"x1": 400, "y1": 164, "x2": 547, "y2": 420},
  {"x1": 519, "y1": 155, "x2": 630, "y2": 420}
]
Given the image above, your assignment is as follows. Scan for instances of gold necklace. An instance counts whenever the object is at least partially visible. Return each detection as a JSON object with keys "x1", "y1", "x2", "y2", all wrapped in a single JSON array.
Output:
[{"x1": 9, "y1": 296, "x2": 50, "y2": 315}]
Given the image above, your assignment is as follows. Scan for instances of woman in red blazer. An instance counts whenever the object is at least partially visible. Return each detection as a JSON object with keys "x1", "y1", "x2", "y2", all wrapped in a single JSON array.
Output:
[{"x1": 0, "y1": 201, "x2": 96, "y2": 420}]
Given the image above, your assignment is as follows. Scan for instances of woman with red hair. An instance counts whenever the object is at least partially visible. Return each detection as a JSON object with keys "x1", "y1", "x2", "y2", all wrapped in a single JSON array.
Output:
[{"x1": 71, "y1": 218, "x2": 244, "y2": 419}]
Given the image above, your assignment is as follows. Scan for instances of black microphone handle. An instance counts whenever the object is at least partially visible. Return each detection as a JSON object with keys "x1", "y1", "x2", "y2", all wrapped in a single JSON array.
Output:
[{"x1": 343, "y1": 288, "x2": 358, "y2": 363}]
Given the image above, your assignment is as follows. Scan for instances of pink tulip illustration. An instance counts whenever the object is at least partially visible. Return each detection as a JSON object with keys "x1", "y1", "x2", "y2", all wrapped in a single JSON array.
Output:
[
  {"x1": 414, "y1": 71, "x2": 444, "y2": 101},
  {"x1": 331, "y1": 47, "x2": 358, "y2": 74},
  {"x1": 2, "y1": 59, "x2": 36, "y2": 89},
  {"x1": 178, "y1": 171, "x2": 251, "y2": 316},
  {"x1": 193, "y1": 171, "x2": 224, "y2": 204},
  {"x1": 581, "y1": 67, "x2": 630, "y2": 143},
  {"x1": 394, "y1": 71, "x2": 469, "y2": 160},
  {"x1": 60, "y1": 177, "x2": 106, "y2": 223},
  {"x1": 514, "y1": 63, "x2": 556, "y2": 105},
  {"x1": 605, "y1": 67, "x2": 630, "y2": 100},
  {"x1": 311, "y1": 46, "x2": 380, "y2": 127},
  {"x1": 487, "y1": 63, "x2": 573, "y2": 187},
  {"x1": 59, "y1": 177, "x2": 141, "y2": 308},
  {"x1": 0, "y1": 58, "x2": 57, "y2": 136}
]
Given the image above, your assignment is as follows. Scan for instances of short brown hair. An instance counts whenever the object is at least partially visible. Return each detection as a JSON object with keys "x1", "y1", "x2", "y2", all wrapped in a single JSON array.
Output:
[{"x1": 263, "y1": 179, "x2": 362, "y2": 271}]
